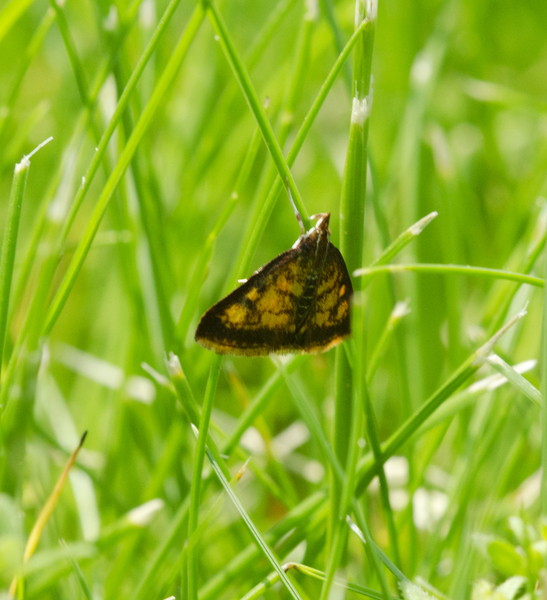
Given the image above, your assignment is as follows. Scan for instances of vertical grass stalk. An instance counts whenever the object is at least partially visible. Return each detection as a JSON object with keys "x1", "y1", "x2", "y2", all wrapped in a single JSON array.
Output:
[
  {"x1": 0, "y1": 156, "x2": 29, "y2": 373},
  {"x1": 541, "y1": 244, "x2": 547, "y2": 513},
  {"x1": 187, "y1": 355, "x2": 222, "y2": 600},
  {"x1": 329, "y1": 0, "x2": 376, "y2": 590}
]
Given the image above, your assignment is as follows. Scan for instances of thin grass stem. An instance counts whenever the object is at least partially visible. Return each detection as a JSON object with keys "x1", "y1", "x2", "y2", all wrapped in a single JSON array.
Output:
[
  {"x1": 355, "y1": 263, "x2": 544, "y2": 288},
  {"x1": 0, "y1": 157, "x2": 29, "y2": 372},
  {"x1": 206, "y1": 1, "x2": 310, "y2": 230},
  {"x1": 43, "y1": 2, "x2": 207, "y2": 337}
]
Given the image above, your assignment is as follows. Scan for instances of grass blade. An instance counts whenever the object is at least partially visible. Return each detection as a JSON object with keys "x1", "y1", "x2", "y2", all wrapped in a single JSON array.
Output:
[{"x1": 199, "y1": 427, "x2": 303, "y2": 600}]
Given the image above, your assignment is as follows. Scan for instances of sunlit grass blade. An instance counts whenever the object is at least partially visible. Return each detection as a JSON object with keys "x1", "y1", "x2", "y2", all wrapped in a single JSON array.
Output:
[
  {"x1": 43, "y1": 2, "x2": 207, "y2": 338},
  {"x1": 197, "y1": 425, "x2": 303, "y2": 600},
  {"x1": 486, "y1": 354, "x2": 541, "y2": 407},
  {"x1": 367, "y1": 300, "x2": 411, "y2": 383},
  {"x1": 272, "y1": 356, "x2": 403, "y2": 588},
  {"x1": 346, "y1": 516, "x2": 409, "y2": 585},
  {"x1": 370, "y1": 212, "x2": 438, "y2": 269},
  {"x1": 541, "y1": 242, "x2": 547, "y2": 513},
  {"x1": 206, "y1": 1, "x2": 309, "y2": 229},
  {"x1": 0, "y1": 155, "x2": 30, "y2": 372},
  {"x1": 177, "y1": 124, "x2": 264, "y2": 343},
  {"x1": 327, "y1": 0, "x2": 383, "y2": 597},
  {"x1": 240, "y1": 561, "x2": 393, "y2": 600},
  {"x1": 417, "y1": 359, "x2": 537, "y2": 435},
  {"x1": 233, "y1": 16, "x2": 371, "y2": 282},
  {"x1": 354, "y1": 263, "x2": 544, "y2": 288},
  {"x1": 0, "y1": 0, "x2": 33, "y2": 45},
  {"x1": 61, "y1": 540, "x2": 93, "y2": 600},
  {"x1": 356, "y1": 306, "x2": 529, "y2": 495}
]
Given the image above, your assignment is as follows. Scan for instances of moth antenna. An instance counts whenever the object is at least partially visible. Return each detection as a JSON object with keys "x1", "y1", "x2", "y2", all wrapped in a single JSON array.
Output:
[{"x1": 286, "y1": 179, "x2": 306, "y2": 235}]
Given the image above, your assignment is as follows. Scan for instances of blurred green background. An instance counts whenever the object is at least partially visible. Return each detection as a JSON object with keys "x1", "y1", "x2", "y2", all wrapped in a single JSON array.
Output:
[{"x1": 1, "y1": 0, "x2": 547, "y2": 598}]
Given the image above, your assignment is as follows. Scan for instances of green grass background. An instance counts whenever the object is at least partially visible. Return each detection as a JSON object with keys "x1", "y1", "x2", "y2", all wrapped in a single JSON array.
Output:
[{"x1": 1, "y1": 0, "x2": 547, "y2": 598}]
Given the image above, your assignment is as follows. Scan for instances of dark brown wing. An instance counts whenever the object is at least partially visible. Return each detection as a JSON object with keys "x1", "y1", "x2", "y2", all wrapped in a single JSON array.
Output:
[
  {"x1": 195, "y1": 236, "x2": 352, "y2": 356},
  {"x1": 194, "y1": 241, "x2": 315, "y2": 356},
  {"x1": 292, "y1": 242, "x2": 353, "y2": 353}
]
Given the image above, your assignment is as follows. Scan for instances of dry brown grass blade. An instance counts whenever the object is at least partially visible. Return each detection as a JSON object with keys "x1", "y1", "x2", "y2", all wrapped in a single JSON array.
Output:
[{"x1": 9, "y1": 431, "x2": 87, "y2": 598}]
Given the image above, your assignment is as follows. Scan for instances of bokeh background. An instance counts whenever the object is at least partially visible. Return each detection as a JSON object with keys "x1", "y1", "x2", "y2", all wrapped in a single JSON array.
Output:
[{"x1": 1, "y1": 0, "x2": 547, "y2": 597}]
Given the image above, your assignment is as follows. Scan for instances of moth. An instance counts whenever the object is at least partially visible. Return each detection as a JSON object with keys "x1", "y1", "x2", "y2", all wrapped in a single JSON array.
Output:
[{"x1": 195, "y1": 213, "x2": 353, "y2": 356}]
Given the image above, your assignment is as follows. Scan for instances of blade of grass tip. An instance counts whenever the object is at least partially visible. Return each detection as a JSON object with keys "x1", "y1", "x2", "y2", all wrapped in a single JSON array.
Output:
[
  {"x1": 42, "y1": 2, "x2": 207, "y2": 338},
  {"x1": 400, "y1": 581, "x2": 450, "y2": 600},
  {"x1": 10, "y1": 0, "x2": 180, "y2": 362},
  {"x1": 541, "y1": 242, "x2": 547, "y2": 514},
  {"x1": 353, "y1": 263, "x2": 545, "y2": 288},
  {"x1": 197, "y1": 427, "x2": 303, "y2": 600},
  {"x1": 346, "y1": 516, "x2": 409, "y2": 585},
  {"x1": 187, "y1": 355, "x2": 221, "y2": 600},
  {"x1": 413, "y1": 577, "x2": 453, "y2": 600},
  {"x1": 367, "y1": 300, "x2": 411, "y2": 383},
  {"x1": 9, "y1": 431, "x2": 87, "y2": 598},
  {"x1": 206, "y1": 1, "x2": 310, "y2": 231},
  {"x1": 370, "y1": 212, "x2": 438, "y2": 269},
  {"x1": 4, "y1": 46, "x2": 129, "y2": 349},
  {"x1": 486, "y1": 354, "x2": 542, "y2": 408},
  {"x1": 355, "y1": 305, "x2": 529, "y2": 495},
  {"x1": 417, "y1": 359, "x2": 537, "y2": 436}
]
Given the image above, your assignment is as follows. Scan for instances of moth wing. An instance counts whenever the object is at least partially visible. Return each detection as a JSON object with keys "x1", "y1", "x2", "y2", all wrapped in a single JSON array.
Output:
[
  {"x1": 195, "y1": 247, "x2": 313, "y2": 356},
  {"x1": 293, "y1": 243, "x2": 353, "y2": 353}
]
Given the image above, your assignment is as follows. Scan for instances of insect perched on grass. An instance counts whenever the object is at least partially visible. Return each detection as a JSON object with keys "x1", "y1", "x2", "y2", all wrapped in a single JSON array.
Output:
[{"x1": 195, "y1": 212, "x2": 353, "y2": 356}]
